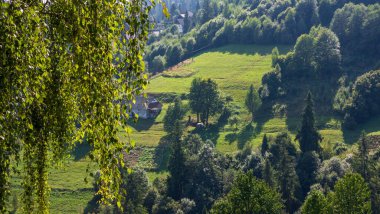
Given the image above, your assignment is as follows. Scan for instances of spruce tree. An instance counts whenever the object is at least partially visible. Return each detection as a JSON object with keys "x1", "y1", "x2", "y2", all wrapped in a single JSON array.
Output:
[
  {"x1": 296, "y1": 92, "x2": 322, "y2": 153},
  {"x1": 353, "y1": 132, "x2": 380, "y2": 213},
  {"x1": 167, "y1": 140, "x2": 187, "y2": 200},
  {"x1": 263, "y1": 158, "x2": 276, "y2": 188},
  {"x1": 274, "y1": 133, "x2": 301, "y2": 213},
  {"x1": 184, "y1": 11, "x2": 191, "y2": 33},
  {"x1": 355, "y1": 132, "x2": 370, "y2": 182}
]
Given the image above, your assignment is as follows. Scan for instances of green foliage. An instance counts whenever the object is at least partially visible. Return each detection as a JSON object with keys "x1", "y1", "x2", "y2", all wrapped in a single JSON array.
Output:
[
  {"x1": 330, "y1": 3, "x2": 380, "y2": 58},
  {"x1": 167, "y1": 134, "x2": 225, "y2": 212},
  {"x1": 278, "y1": 26, "x2": 341, "y2": 79},
  {"x1": 293, "y1": 34, "x2": 315, "y2": 74},
  {"x1": 352, "y1": 133, "x2": 380, "y2": 212},
  {"x1": 150, "y1": 56, "x2": 166, "y2": 74},
  {"x1": 189, "y1": 78, "x2": 223, "y2": 125},
  {"x1": 0, "y1": 0, "x2": 157, "y2": 212},
  {"x1": 245, "y1": 84, "x2": 262, "y2": 121},
  {"x1": 262, "y1": 158, "x2": 276, "y2": 188},
  {"x1": 120, "y1": 169, "x2": 149, "y2": 214},
  {"x1": 167, "y1": 140, "x2": 187, "y2": 200},
  {"x1": 301, "y1": 190, "x2": 328, "y2": 214},
  {"x1": 271, "y1": 47, "x2": 279, "y2": 67},
  {"x1": 331, "y1": 173, "x2": 372, "y2": 214},
  {"x1": 296, "y1": 92, "x2": 322, "y2": 153},
  {"x1": 316, "y1": 157, "x2": 351, "y2": 192},
  {"x1": 333, "y1": 77, "x2": 352, "y2": 112},
  {"x1": 259, "y1": 65, "x2": 283, "y2": 100},
  {"x1": 297, "y1": 151, "x2": 321, "y2": 196},
  {"x1": 166, "y1": 44, "x2": 184, "y2": 67},
  {"x1": 343, "y1": 70, "x2": 380, "y2": 129},
  {"x1": 210, "y1": 171, "x2": 283, "y2": 214},
  {"x1": 163, "y1": 97, "x2": 185, "y2": 139},
  {"x1": 295, "y1": 0, "x2": 320, "y2": 34},
  {"x1": 270, "y1": 133, "x2": 301, "y2": 213},
  {"x1": 228, "y1": 115, "x2": 240, "y2": 132},
  {"x1": 313, "y1": 27, "x2": 341, "y2": 74}
]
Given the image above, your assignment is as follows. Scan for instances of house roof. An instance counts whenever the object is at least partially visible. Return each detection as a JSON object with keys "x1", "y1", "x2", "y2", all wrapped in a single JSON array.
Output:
[
  {"x1": 180, "y1": 11, "x2": 194, "y2": 18},
  {"x1": 148, "y1": 101, "x2": 162, "y2": 109},
  {"x1": 132, "y1": 95, "x2": 162, "y2": 111}
]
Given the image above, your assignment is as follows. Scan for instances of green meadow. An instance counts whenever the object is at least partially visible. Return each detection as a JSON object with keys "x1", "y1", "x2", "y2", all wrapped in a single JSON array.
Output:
[
  {"x1": 8, "y1": 44, "x2": 380, "y2": 213},
  {"x1": 128, "y1": 44, "x2": 380, "y2": 154}
]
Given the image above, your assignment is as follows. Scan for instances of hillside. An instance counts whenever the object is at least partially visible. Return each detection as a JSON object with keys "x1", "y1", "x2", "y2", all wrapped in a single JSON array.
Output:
[
  {"x1": 127, "y1": 44, "x2": 380, "y2": 155},
  {"x1": 9, "y1": 44, "x2": 378, "y2": 213}
]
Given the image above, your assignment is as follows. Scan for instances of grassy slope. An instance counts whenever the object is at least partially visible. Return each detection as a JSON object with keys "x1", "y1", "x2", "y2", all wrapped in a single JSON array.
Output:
[
  {"x1": 128, "y1": 44, "x2": 380, "y2": 153},
  {"x1": 9, "y1": 44, "x2": 379, "y2": 213},
  {"x1": 9, "y1": 150, "x2": 97, "y2": 213},
  {"x1": 130, "y1": 44, "x2": 292, "y2": 151}
]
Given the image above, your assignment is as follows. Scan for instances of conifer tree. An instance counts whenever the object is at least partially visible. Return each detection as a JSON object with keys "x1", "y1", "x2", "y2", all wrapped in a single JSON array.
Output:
[
  {"x1": 354, "y1": 132, "x2": 370, "y2": 182},
  {"x1": 184, "y1": 11, "x2": 191, "y2": 33},
  {"x1": 274, "y1": 133, "x2": 301, "y2": 213},
  {"x1": 296, "y1": 92, "x2": 322, "y2": 153},
  {"x1": 167, "y1": 140, "x2": 187, "y2": 200},
  {"x1": 263, "y1": 158, "x2": 276, "y2": 188}
]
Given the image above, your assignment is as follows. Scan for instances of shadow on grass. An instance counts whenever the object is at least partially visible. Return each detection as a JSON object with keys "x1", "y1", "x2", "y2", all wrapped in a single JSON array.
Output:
[
  {"x1": 237, "y1": 124, "x2": 255, "y2": 149},
  {"x1": 72, "y1": 140, "x2": 91, "y2": 161},
  {"x1": 283, "y1": 76, "x2": 342, "y2": 131},
  {"x1": 154, "y1": 136, "x2": 172, "y2": 171},
  {"x1": 192, "y1": 124, "x2": 221, "y2": 145},
  {"x1": 225, "y1": 133, "x2": 237, "y2": 144},
  {"x1": 342, "y1": 116, "x2": 380, "y2": 144},
  {"x1": 214, "y1": 44, "x2": 292, "y2": 56},
  {"x1": 254, "y1": 102, "x2": 275, "y2": 134},
  {"x1": 128, "y1": 118, "x2": 156, "y2": 131},
  {"x1": 83, "y1": 194, "x2": 101, "y2": 214},
  {"x1": 224, "y1": 124, "x2": 256, "y2": 149}
]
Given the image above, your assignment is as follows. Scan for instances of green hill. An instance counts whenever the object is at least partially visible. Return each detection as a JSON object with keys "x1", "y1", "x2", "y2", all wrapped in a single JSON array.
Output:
[
  {"x1": 128, "y1": 44, "x2": 380, "y2": 155},
  {"x1": 11, "y1": 44, "x2": 378, "y2": 213}
]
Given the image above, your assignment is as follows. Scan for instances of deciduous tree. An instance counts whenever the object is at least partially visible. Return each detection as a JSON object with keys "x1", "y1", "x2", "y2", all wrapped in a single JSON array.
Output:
[
  {"x1": 245, "y1": 84, "x2": 261, "y2": 122},
  {"x1": 0, "y1": 0, "x2": 162, "y2": 211},
  {"x1": 211, "y1": 171, "x2": 283, "y2": 214}
]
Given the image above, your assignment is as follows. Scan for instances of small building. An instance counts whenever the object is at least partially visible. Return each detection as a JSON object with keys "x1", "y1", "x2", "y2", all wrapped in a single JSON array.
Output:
[
  {"x1": 179, "y1": 11, "x2": 194, "y2": 19},
  {"x1": 131, "y1": 95, "x2": 163, "y2": 119}
]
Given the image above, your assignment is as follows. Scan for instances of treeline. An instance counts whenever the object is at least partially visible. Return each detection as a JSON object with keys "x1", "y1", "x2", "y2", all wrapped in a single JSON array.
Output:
[
  {"x1": 146, "y1": 0, "x2": 380, "y2": 73},
  {"x1": 102, "y1": 81, "x2": 380, "y2": 213},
  {"x1": 259, "y1": 21, "x2": 380, "y2": 128},
  {"x1": 336, "y1": 70, "x2": 380, "y2": 129}
]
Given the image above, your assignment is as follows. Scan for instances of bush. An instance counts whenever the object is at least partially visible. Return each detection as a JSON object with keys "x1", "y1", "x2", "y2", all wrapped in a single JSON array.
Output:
[
  {"x1": 259, "y1": 66, "x2": 283, "y2": 100},
  {"x1": 343, "y1": 70, "x2": 380, "y2": 129},
  {"x1": 166, "y1": 44, "x2": 184, "y2": 67},
  {"x1": 150, "y1": 56, "x2": 166, "y2": 73}
]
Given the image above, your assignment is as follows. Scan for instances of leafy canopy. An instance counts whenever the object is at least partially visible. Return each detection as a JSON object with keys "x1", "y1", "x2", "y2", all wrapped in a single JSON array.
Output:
[{"x1": 0, "y1": 0, "x2": 166, "y2": 212}]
